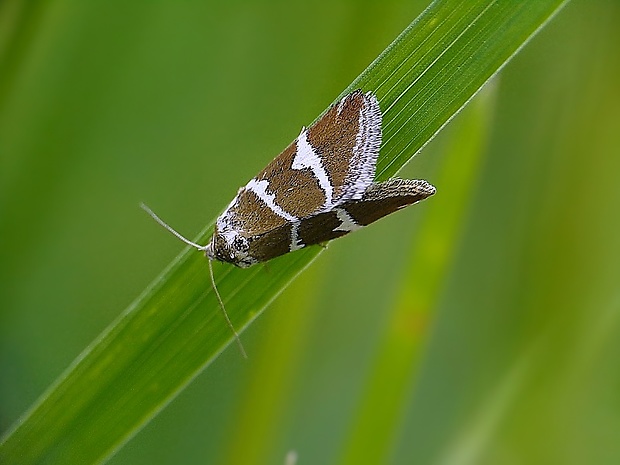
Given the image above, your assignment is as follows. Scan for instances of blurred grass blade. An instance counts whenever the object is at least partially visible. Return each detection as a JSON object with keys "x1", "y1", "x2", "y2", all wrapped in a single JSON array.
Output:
[
  {"x1": 0, "y1": 0, "x2": 569, "y2": 463},
  {"x1": 436, "y1": 349, "x2": 534, "y2": 465},
  {"x1": 216, "y1": 266, "x2": 323, "y2": 465},
  {"x1": 339, "y1": 83, "x2": 497, "y2": 465}
]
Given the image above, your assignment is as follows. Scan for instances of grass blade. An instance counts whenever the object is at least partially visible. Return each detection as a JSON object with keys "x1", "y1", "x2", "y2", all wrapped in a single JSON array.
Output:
[{"x1": 0, "y1": 0, "x2": 569, "y2": 463}]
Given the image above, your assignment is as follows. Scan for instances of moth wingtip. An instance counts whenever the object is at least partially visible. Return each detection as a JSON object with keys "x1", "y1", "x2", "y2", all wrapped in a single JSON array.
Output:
[
  {"x1": 345, "y1": 88, "x2": 378, "y2": 104},
  {"x1": 415, "y1": 180, "x2": 437, "y2": 199},
  {"x1": 421, "y1": 180, "x2": 437, "y2": 196}
]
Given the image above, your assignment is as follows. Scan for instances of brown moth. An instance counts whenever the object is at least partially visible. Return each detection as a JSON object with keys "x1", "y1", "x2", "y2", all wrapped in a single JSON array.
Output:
[{"x1": 143, "y1": 90, "x2": 435, "y2": 355}]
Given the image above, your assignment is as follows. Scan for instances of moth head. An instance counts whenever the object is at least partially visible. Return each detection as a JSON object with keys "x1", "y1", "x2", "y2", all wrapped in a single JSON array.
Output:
[{"x1": 208, "y1": 226, "x2": 254, "y2": 267}]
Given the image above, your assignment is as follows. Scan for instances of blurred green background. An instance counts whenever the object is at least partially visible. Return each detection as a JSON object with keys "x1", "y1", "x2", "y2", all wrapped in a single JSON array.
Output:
[{"x1": 1, "y1": 0, "x2": 619, "y2": 464}]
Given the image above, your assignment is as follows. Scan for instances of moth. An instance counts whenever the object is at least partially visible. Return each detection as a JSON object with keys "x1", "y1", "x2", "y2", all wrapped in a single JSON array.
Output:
[{"x1": 143, "y1": 90, "x2": 435, "y2": 355}]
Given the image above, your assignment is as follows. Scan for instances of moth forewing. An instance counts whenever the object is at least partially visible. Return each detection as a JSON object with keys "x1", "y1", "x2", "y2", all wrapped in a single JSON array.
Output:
[{"x1": 210, "y1": 90, "x2": 390, "y2": 266}]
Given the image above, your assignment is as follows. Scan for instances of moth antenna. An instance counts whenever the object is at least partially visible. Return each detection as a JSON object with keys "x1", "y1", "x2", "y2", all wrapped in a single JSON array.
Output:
[
  {"x1": 208, "y1": 258, "x2": 247, "y2": 359},
  {"x1": 140, "y1": 202, "x2": 206, "y2": 251},
  {"x1": 141, "y1": 202, "x2": 247, "y2": 358}
]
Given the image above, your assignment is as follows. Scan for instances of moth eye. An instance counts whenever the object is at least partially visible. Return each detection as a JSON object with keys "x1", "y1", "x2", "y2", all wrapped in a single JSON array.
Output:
[{"x1": 232, "y1": 236, "x2": 247, "y2": 251}]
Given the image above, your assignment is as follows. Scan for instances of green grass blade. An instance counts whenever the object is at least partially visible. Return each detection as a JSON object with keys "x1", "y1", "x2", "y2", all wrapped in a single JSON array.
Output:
[{"x1": 0, "y1": 0, "x2": 569, "y2": 463}]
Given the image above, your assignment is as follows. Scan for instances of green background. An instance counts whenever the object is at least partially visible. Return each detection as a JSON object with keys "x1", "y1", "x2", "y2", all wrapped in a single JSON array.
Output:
[{"x1": 1, "y1": 1, "x2": 619, "y2": 464}]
